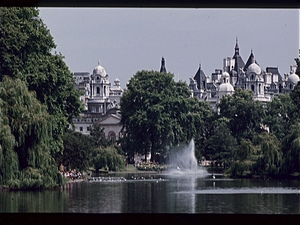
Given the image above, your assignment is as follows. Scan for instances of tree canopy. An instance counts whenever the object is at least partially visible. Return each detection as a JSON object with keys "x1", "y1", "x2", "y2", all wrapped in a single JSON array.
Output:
[
  {"x1": 61, "y1": 129, "x2": 95, "y2": 171},
  {"x1": 263, "y1": 94, "x2": 295, "y2": 140},
  {"x1": 0, "y1": 7, "x2": 83, "y2": 188},
  {"x1": 0, "y1": 7, "x2": 83, "y2": 155},
  {"x1": 120, "y1": 70, "x2": 213, "y2": 161},
  {"x1": 0, "y1": 77, "x2": 62, "y2": 188},
  {"x1": 218, "y1": 88, "x2": 265, "y2": 141}
]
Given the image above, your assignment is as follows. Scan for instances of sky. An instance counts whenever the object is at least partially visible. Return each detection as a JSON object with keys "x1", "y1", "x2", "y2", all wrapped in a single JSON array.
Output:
[{"x1": 38, "y1": 8, "x2": 299, "y2": 88}]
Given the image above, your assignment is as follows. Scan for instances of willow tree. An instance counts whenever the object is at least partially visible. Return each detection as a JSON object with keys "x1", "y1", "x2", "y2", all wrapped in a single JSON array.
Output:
[
  {"x1": 281, "y1": 121, "x2": 300, "y2": 175},
  {"x1": 0, "y1": 77, "x2": 62, "y2": 188},
  {"x1": 252, "y1": 132, "x2": 282, "y2": 176},
  {"x1": 0, "y1": 7, "x2": 83, "y2": 157}
]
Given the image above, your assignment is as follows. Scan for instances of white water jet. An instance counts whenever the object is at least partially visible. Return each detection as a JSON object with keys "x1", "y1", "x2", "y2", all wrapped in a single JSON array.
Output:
[{"x1": 167, "y1": 139, "x2": 208, "y2": 177}]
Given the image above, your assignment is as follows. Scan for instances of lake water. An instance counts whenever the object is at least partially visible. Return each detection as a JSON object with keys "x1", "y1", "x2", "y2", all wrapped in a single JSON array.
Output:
[{"x1": 1, "y1": 170, "x2": 300, "y2": 214}]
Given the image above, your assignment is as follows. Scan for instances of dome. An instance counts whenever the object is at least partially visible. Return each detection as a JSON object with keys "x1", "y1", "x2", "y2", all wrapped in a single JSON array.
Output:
[
  {"x1": 219, "y1": 82, "x2": 234, "y2": 92},
  {"x1": 246, "y1": 63, "x2": 261, "y2": 75},
  {"x1": 222, "y1": 71, "x2": 230, "y2": 78},
  {"x1": 288, "y1": 73, "x2": 300, "y2": 84},
  {"x1": 93, "y1": 61, "x2": 107, "y2": 77},
  {"x1": 114, "y1": 78, "x2": 120, "y2": 86}
]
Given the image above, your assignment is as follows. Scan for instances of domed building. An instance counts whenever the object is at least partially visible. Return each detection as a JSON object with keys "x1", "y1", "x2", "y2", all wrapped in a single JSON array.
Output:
[
  {"x1": 218, "y1": 71, "x2": 234, "y2": 99},
  {"x1": 284, "y1": 72, "x2": 300, "y2": 94},
  {"x1": 72, "y1": 61, "x2": 124, "y2": 140},
  {"x1": 189, "y1": 39, "x2": 297, "y2": 111}
]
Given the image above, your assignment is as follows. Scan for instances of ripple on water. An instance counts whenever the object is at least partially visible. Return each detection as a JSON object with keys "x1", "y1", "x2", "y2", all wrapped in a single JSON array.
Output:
[{"x1": 174, "y1": 187, "x2": 300, "y2": 194}]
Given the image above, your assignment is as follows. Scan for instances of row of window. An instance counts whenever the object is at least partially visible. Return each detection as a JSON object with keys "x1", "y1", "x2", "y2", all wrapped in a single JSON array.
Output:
[
  {"x1": 79, "y1": 126, "x2": 90, "y2": 132},
  {"x1": 73, "y1": 118, "x2": 99, "y2": 123}
]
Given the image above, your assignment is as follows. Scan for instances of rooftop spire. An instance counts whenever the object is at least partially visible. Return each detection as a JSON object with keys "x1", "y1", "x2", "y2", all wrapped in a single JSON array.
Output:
[
  {"x1": 234, "y1": 37, "x2": 239, "y2": 56},
  {"x1": 160, "y1": 57, "x2": 167, "y2": 73}
]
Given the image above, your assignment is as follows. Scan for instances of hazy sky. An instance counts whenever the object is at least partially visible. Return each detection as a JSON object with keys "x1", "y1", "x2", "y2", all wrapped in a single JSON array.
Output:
[{"x1": 38, "y1": 8, "x2": 299, "y2": 87}]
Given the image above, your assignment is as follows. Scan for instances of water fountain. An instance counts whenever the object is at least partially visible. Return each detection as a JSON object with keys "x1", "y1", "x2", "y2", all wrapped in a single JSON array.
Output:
[{"x1": 167, "y1": 139, "x2": 208, "y2": 177}]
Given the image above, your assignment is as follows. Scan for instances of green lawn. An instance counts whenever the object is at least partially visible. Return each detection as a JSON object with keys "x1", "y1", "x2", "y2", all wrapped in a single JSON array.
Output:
[{"x1": 122, "y1": 164, "x2": 137, "y2": 172}]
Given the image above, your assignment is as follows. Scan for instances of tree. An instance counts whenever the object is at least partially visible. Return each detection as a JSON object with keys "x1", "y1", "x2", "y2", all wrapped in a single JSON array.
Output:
[
  {"x1": 281, "y1": 121, "x2": 300, "y2": 174},
  {"x1": 0, "y1": 77, "x2": 62, "y2": 188},
  {"x1": 218, "y1": 88, "x2": 265, "y2": 141},
  {"x1": 89, "y1": 123, "x2": 107, "y2": 147},
  {"x1": 263, "y1": 94, "x2": 295, "y2": 140},
  {"x1": 290, "y1": 81, "x2": 300, "y2": 119},
  {"x1": 120, "y1": 70, "x2": 201, "y2": 162},
  {"x1": 93, "y1": 146, "x2": 125, "y2": 171},
  {"x1": 0, "y1": 7, "x2": 83, "y2": 157},
  {"x1": 204, "y1": 117, "x2": 237, "y2": 169},
  {"x1": 192, "y1": 100, "x2": 216, "y2": 160},
  {"x1": 252, "y1": 132, "x2": 282, "y2": 176},
  {"x1": 61, "y1": 129, "x2": 95, "y2": 171}
]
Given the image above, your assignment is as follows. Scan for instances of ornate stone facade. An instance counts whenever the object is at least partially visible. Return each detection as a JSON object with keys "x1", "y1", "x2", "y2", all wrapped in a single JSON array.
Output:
[
  {"x1": 189, "y1": 39, "x2": 298, "y2": 110},
  {"x1": 72, "y1": 61, "x2": 124, "y2": 140}
]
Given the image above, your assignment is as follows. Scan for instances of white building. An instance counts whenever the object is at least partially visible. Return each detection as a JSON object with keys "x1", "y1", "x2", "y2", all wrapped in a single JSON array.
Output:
[
  {"x1": 72, "y1": 61, "x2": 124, "y2": 140},
  {"x1": 189, "y1": 39, "x2": 298, "y2": 111}
]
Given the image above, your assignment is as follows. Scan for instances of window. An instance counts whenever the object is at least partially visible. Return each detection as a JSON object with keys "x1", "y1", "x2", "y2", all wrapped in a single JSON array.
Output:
[
  {"x1": 108, "y1": 131, "x2": 116, "y2": 141},
  {"x1": 251, "y1": 85, "x2": 255, "y2": 92},
  {"x1": 87, "y1": 126, "x2": 90, "y2": 131},
  {"x1": 80, "y1": 127, "x2": 83, "y2": 131},
  {"x1": 97, "y1": 87, "x2": 100, "y2": 94}
]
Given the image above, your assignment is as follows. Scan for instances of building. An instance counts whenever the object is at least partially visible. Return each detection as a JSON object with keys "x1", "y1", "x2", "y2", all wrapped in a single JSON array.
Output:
[
  {"x1": 72, "y1": 61, "x2": 124, "y2": 140},
  {"x1": 189, "y1": 38, "x2": 298, "y2": 110}
]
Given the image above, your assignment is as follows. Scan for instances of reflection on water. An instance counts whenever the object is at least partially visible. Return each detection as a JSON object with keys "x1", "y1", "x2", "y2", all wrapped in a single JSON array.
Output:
[{"x1": 1, "y1": 173, "x2": 300, "y2": 213}]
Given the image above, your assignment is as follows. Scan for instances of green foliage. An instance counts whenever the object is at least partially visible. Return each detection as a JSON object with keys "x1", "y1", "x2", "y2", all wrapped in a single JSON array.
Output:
[
  {"x1": 264, "y1": 94, "x2": 296, "y2": 140},
  {"x1": 233, "y1": 139, "x2": 256, "y2": 161},
  {"x1": 62, "y1": 129, "x2": 95, "y2": 171},
  {"x1": 228, "y1": 160, "x2": 255, "y2": 178},
  {"x1": 204, "y1": 117, "x2": 237, "y2": 168},
  {"x1": 218, "y1": 88, "x2": 265, "y2": 141},
  {"x1": 192, "y1": 100, "x2": 216, "y2": 160},
  {"x1": 0, "y1": 7, "x2": 83, "y2": 157},
  {"x1": 252, "y1": 132, "x2": 282, "y2": 176},
  {"x1": 0, "y1": 8, "x2": 83, "y2": 188},
  {"x1": 281, "y1": 121, "x2": 300, "y2": 174},
  {"x1": 93, "y1": 146, "x2": 125, "y2": 171},
  {"x1": 0, "y1": 77, "x2": 62, "y2": 188},
  {"x1": 290, "y1": 82, "x2": 300, "y2": 119},
  {"x1": 89, "y1": 123, "x2": 109, "y2": 148},
  {"x1": 120, "y1": 70, "x2": 214, "y2": 161}
]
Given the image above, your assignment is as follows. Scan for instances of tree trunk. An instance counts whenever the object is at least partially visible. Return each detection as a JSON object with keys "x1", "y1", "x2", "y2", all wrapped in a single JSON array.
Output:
[
  {"x1": 144, "y1": 148, "x2": 147, "y2": 162},
  {"x1": 150, "y1": 139, "x2": 155, "y2": 162}
]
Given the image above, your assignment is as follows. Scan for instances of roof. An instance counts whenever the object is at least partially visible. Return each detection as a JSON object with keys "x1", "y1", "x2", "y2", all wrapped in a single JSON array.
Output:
[
  {"x1": 193, "y1": 66, "x2": 208, "y2": 90},
  {"x1": 96, "y1": 114, "x2": 121, "y2": 125},
  {"x1": 244, "y1": 51, "x2": 259, "y2": 71},
  {"x1": 219, "y1": 82, "x2": 234, "y2": 92},
  {"x1": 73, "y1": 72, "x2": 90, "y2": 76},
  {"x1": 160, "y1": 57, "x2": 167, "y2": 73},
  {"x1": 266, "y1": 67, "x2": 282, "y2": 81},
  {"x1": 288, "y1": 73, "x2": 300, "y2": 84}
]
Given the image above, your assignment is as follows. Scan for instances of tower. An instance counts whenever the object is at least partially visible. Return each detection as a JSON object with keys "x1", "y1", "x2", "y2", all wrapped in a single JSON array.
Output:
[{"x1": 160, "y1": 57, "x2": 167, "y2": 73}]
